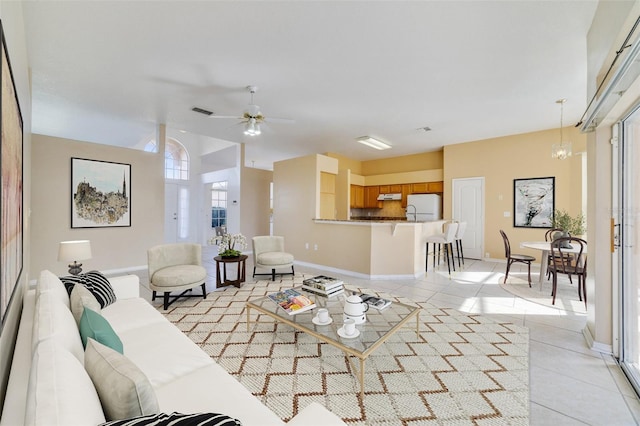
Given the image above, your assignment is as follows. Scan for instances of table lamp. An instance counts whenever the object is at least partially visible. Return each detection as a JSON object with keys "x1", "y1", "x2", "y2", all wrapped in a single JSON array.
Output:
[{"x1": 58, "y1": 240, "x2": 92, "y2": 275}]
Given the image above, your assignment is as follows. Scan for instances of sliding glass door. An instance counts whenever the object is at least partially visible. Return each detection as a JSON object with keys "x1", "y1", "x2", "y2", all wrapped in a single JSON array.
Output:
[{"x1": 618, "y1": 106, "x2": 640, "y2": 395}]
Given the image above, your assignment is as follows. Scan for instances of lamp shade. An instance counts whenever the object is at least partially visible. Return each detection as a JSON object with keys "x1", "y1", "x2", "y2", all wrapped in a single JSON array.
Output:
[{"x1": 57, "y1": 240, "x2": 92, "y2": 262}]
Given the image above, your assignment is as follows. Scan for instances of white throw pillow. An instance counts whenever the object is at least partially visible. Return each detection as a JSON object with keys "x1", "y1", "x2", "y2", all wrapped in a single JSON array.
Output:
[
  {"x1": 70, "y1": 284, "x2": 101, "y2": 326},
  {"x1": 32, "y1": 292, "x2": 84, "y2": 363},
  {"x1": 85, "y1": 339, "x2": 159, "y2": 421},
  {"x1": 25, "y1": 339, "x2": 105, "y2": 426},
  {"x1": 36, "y1": 270, "x2": 70, "y2": 309}
]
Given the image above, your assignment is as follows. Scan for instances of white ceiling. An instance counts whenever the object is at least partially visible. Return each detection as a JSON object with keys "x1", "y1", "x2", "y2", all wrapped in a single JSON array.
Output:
[{"x1": 22, "y1": 1, "x2": 598, "y2": 170}]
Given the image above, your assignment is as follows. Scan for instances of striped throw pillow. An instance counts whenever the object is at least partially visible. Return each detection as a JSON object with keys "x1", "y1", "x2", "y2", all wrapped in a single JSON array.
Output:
[
  {"x1": 61, "y1": 271, "x2": 116, "y2": 308},
  {"x1": 98, "y1": 412, "x2": 242, "y2": 425}
]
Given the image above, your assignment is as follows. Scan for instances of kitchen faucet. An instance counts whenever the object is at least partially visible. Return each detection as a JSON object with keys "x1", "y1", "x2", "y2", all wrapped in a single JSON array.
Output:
[{"x1": 406, "y1": 204, "x2": 417, "y2": 222}]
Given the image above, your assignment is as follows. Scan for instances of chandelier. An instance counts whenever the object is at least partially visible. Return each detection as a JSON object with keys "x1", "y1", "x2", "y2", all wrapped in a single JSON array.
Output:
[{"x1": 551, "y1": 99, "x2": 572, "y2": 160}]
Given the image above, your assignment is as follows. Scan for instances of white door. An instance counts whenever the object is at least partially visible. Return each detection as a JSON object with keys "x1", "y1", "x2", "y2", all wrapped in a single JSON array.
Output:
[
  {"x1": 164, "y1": 183, "x2": 190, "y2": 243},
  {"x1": 452, "y1": 177, "x2": 484, "y2": 259}
]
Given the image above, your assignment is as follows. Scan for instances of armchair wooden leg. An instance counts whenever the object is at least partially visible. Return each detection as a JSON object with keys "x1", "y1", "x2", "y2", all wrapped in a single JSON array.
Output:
[
  {"x1": 163, "y1": 292, "x2": 170, "y2": 310},
  {"x1": 201, "y1": 283, "x2": 207, "y2": 300},
  {"x1": 271, "y1": 269, "x2": 276, "y2": 281},
  {"x1": 152, "y1": 291, "x2": 157, "y2": 301}
]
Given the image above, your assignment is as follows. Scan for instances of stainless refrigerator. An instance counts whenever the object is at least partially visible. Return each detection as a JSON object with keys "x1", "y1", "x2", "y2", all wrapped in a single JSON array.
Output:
[{"x1": 405, "y1": 194, "x2": 442, "y2": 222}]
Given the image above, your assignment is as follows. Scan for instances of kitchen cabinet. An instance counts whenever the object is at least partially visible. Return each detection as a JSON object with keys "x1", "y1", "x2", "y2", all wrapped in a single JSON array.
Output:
[
  {"x1": 401, "y1": 184, "x2": 412, "y2": 208},
  {"x1": 350, "y1": 185, "x2": 365, "y2": 208},
  {"x1": 428, "y1": 181, "x2": 443, "y2": 193},
  {"x1": 411, "y1": 182, "x2": 429, "y2": 193},
  {"x1": 364, "y1": 186, "x2": 382, "y2": 208},
  {"x1": 379, "y1": 184, "x2": 402, "y2": 194},
  {"x1": 411, "y1": 181, "x2": 443, "y2": 194}
]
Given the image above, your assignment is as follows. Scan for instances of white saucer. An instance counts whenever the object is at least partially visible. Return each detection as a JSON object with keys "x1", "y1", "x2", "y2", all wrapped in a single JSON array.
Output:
[
  {"x1": 337, "y1": 327, "x2": 360, "y2": 339},
  {"x1": 312, "y1": 316, "x2": 333, "y2": 325}
]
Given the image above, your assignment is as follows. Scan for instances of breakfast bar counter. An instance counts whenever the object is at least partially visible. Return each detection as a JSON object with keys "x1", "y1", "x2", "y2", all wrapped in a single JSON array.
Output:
[{"x1": 305, "y1": 219, "x2": 445, "y2": 279}]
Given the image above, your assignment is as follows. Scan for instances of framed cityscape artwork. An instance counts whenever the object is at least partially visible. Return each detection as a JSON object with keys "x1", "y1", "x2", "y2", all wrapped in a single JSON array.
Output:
[
  {"x1": 71, "y1": 157, "x2": 131, "y2": 228},
  {"x1": 0, "y1": 20, "x2": 24, "y2": 329},
  {"x1": 513, "y1": 176, "x2": 555, "y2": 228}
]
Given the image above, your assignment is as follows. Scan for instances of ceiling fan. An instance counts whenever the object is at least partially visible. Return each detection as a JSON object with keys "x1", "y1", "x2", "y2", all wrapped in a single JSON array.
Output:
[{"x1": 192, "y1": 85, "x2": 294, "y2": 136}]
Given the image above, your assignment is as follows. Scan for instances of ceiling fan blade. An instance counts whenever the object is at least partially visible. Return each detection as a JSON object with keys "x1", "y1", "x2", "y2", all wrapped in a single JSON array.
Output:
[
  {"x1": 209, "y1": 115, "x2": 244, "y2": 119},
  {"x1": 263, "y1": 117, "x2": 295, "y2": 124}
]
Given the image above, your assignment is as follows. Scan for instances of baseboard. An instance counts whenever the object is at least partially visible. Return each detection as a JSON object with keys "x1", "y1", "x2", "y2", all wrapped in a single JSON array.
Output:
[
  {"x1": 582, "y1": 325, "x2": 613, "y2": 354},
  {"x1": 293, "y1": 260, "x2": 419, "y2": 281}
]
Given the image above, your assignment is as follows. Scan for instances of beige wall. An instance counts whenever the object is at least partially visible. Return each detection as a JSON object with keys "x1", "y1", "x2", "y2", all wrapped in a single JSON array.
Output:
[
  {"x1": 443, "y1": 126, "x2": 586, "y2": 262},
  {"x1": 273, "y1": 154, "x2": 318, "y2": 256},
  {"x1": 361, "y1": 150, "x2": 443, "y2": 175},
  {"x1": 240, "y1": 165, "x2": 273, "y2": 240},
  {"x1": 30, "y1": 135, "x2": 164, "y2": 276}
]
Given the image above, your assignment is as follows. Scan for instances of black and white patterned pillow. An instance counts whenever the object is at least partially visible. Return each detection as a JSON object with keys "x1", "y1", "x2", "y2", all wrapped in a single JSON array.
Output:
[
  {"x1": 99, "y1": 412, "x2": 242, "y2": 426},
  {"x1": 60, "y1": 271, "x2": 116, "y2": 308}
]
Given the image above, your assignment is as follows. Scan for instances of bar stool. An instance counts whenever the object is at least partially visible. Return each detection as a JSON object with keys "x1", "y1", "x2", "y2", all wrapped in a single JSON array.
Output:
[
  {"x1": 454, "y1": 221, "x2": 467, "y2": 267},
  {"x1": 426, "y1": 222, "x2": 459, "y2": 276}
]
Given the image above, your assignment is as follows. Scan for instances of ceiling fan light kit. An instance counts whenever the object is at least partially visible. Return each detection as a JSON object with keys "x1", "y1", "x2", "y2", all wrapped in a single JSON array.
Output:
[
  {"x1": 244, "y1": 118, "x2": 261, "y2": 136},
  {"x1": 357, "y1": 136, "x2": 392, "y2": 150}
]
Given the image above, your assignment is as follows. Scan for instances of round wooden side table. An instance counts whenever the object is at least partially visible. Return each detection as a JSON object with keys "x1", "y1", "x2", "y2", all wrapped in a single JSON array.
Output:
[{"x1": 214, "y1": 254, "x2": 248, "y2": 288}]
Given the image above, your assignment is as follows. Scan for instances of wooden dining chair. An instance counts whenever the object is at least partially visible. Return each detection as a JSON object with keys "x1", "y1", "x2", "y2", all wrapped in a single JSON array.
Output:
[
  {"x1": 499, "y1": 230, "x2": 535, "y2": 286},
  {"x1": 545, "y1": 228, "x2": 573, "y2": 282},
  {"x1": 548, "y1": 237, "x2": 587, "y2": 308}
]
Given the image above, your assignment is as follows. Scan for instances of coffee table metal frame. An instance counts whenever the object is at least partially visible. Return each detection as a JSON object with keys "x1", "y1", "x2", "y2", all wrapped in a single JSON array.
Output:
[{"x1": 245, "y1": 287, "x2": 420, "y2": 398}]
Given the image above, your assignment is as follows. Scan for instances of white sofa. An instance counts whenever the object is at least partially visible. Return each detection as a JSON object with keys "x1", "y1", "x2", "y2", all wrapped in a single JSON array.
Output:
[{"x1": 0, "y1": 270, "x2": 346, "y2": 425}]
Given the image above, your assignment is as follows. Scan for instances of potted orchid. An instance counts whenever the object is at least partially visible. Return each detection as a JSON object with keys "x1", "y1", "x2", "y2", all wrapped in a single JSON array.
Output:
[
  {"x1": 210, "y1": 233, "x2": 247, "y2": 258},
  {"x1": 551, "y1": 209, "x2": 586, "y2": 237}
]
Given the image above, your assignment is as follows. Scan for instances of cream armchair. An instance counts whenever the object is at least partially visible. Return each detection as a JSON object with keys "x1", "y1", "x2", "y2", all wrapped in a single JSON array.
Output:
[
  {"x1": 147, "y1": 243, "x2": 207, "y2": 310},
  {"x1": 252, "y1": 236, "x2": 295, "y2": 281}
]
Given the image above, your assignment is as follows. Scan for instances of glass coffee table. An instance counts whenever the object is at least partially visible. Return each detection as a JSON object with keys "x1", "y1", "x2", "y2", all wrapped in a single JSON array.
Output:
[{"x1": 245, "y1": 287, "x2": 420, "y2": 398}]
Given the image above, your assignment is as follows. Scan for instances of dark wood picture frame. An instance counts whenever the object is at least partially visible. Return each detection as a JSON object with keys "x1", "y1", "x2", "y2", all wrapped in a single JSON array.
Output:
[
  {"x1": 71, "y1": 157, "x2": 131, "y2": 228},
  {"x1": 513, "y1": 176, "x2": 555, "y2": 228},
  {"x1": 0, "y1": 20, "x2": 24, "y2": 329}
]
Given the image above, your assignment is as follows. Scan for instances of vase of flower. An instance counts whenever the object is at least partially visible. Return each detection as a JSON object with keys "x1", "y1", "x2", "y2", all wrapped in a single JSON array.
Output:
[{"x1": 211, "y1": 232, "x2": 247, "y2": 258}]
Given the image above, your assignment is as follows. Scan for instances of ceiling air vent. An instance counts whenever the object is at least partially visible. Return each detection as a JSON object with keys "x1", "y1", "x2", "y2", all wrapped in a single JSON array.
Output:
[{"x1": 192, "y1": 107, "x2": 213, "y2": 116}]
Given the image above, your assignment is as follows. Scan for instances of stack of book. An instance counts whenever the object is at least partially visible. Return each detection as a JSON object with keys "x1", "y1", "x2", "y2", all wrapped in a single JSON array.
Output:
[
  {"x1": 301, "y1": 275, "x2": 344, "y2": 297},
  {"x1": 268, "y1": 288, "x2": 316, "y2": 315}
]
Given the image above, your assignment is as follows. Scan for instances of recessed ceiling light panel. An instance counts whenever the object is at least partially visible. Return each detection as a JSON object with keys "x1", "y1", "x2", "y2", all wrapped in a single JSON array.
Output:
[{"x1": 356, "y1": 136, "x2": 391, "y2": 150}]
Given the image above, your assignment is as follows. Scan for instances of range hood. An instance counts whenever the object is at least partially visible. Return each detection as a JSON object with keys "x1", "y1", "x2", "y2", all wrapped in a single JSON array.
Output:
[{"x1": 377, "y1": 193, "x2": 402, "y2": 201}]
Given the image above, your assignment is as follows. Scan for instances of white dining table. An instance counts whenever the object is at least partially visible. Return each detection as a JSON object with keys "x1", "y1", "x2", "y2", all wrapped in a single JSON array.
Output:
[{"x1": 520, "y1": 241, "x2": 588, "y2": 290}]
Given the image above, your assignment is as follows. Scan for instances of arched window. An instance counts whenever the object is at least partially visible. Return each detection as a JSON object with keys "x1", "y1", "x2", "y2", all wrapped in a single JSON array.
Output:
[
  {"x1": 165, "y1": 138, "x2": 189, "y2": 180},
  {"x1": 143, "y1": 139, "x2": 190, "y2": 181}
]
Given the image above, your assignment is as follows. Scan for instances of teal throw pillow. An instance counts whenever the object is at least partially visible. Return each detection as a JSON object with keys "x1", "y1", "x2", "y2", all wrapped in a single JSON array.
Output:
[{"x1": 79, "y1": 308, "x2": 123, "y2": 354}]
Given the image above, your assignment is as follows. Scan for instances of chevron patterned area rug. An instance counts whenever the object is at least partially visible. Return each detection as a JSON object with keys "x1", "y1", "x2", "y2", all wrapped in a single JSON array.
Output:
[{"x1": 157, "y1": 275, "x2": 529, "y2": 425}]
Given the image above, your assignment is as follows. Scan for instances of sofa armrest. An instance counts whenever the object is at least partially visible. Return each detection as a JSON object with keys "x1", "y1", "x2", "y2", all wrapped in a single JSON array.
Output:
[{"x1": 108, "y1": 275, "x2": 140, "y2": 299}]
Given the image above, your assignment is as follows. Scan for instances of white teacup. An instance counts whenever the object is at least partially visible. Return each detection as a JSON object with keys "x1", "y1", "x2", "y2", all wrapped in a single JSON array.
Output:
[
  {"x1": 343, "y1": 318, "x2": 356, "y2": 336},
  {"x1": 316, "y1": 308, "x2": 329, "y2": 323}
]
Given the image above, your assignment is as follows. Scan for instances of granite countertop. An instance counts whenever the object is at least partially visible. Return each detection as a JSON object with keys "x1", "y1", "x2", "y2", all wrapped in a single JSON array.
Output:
[
  {"x1": 350, "y1": 216, "x2": 407, "y2": 221},
  {"x1": 314, "y1": 218, "x2": 410, "y2": 223}
]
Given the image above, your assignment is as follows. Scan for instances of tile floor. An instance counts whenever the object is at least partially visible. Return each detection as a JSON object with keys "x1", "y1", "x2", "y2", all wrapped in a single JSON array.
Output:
[{"x1": 136, "y1": 246, "x2": 640, "y2": 425}]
